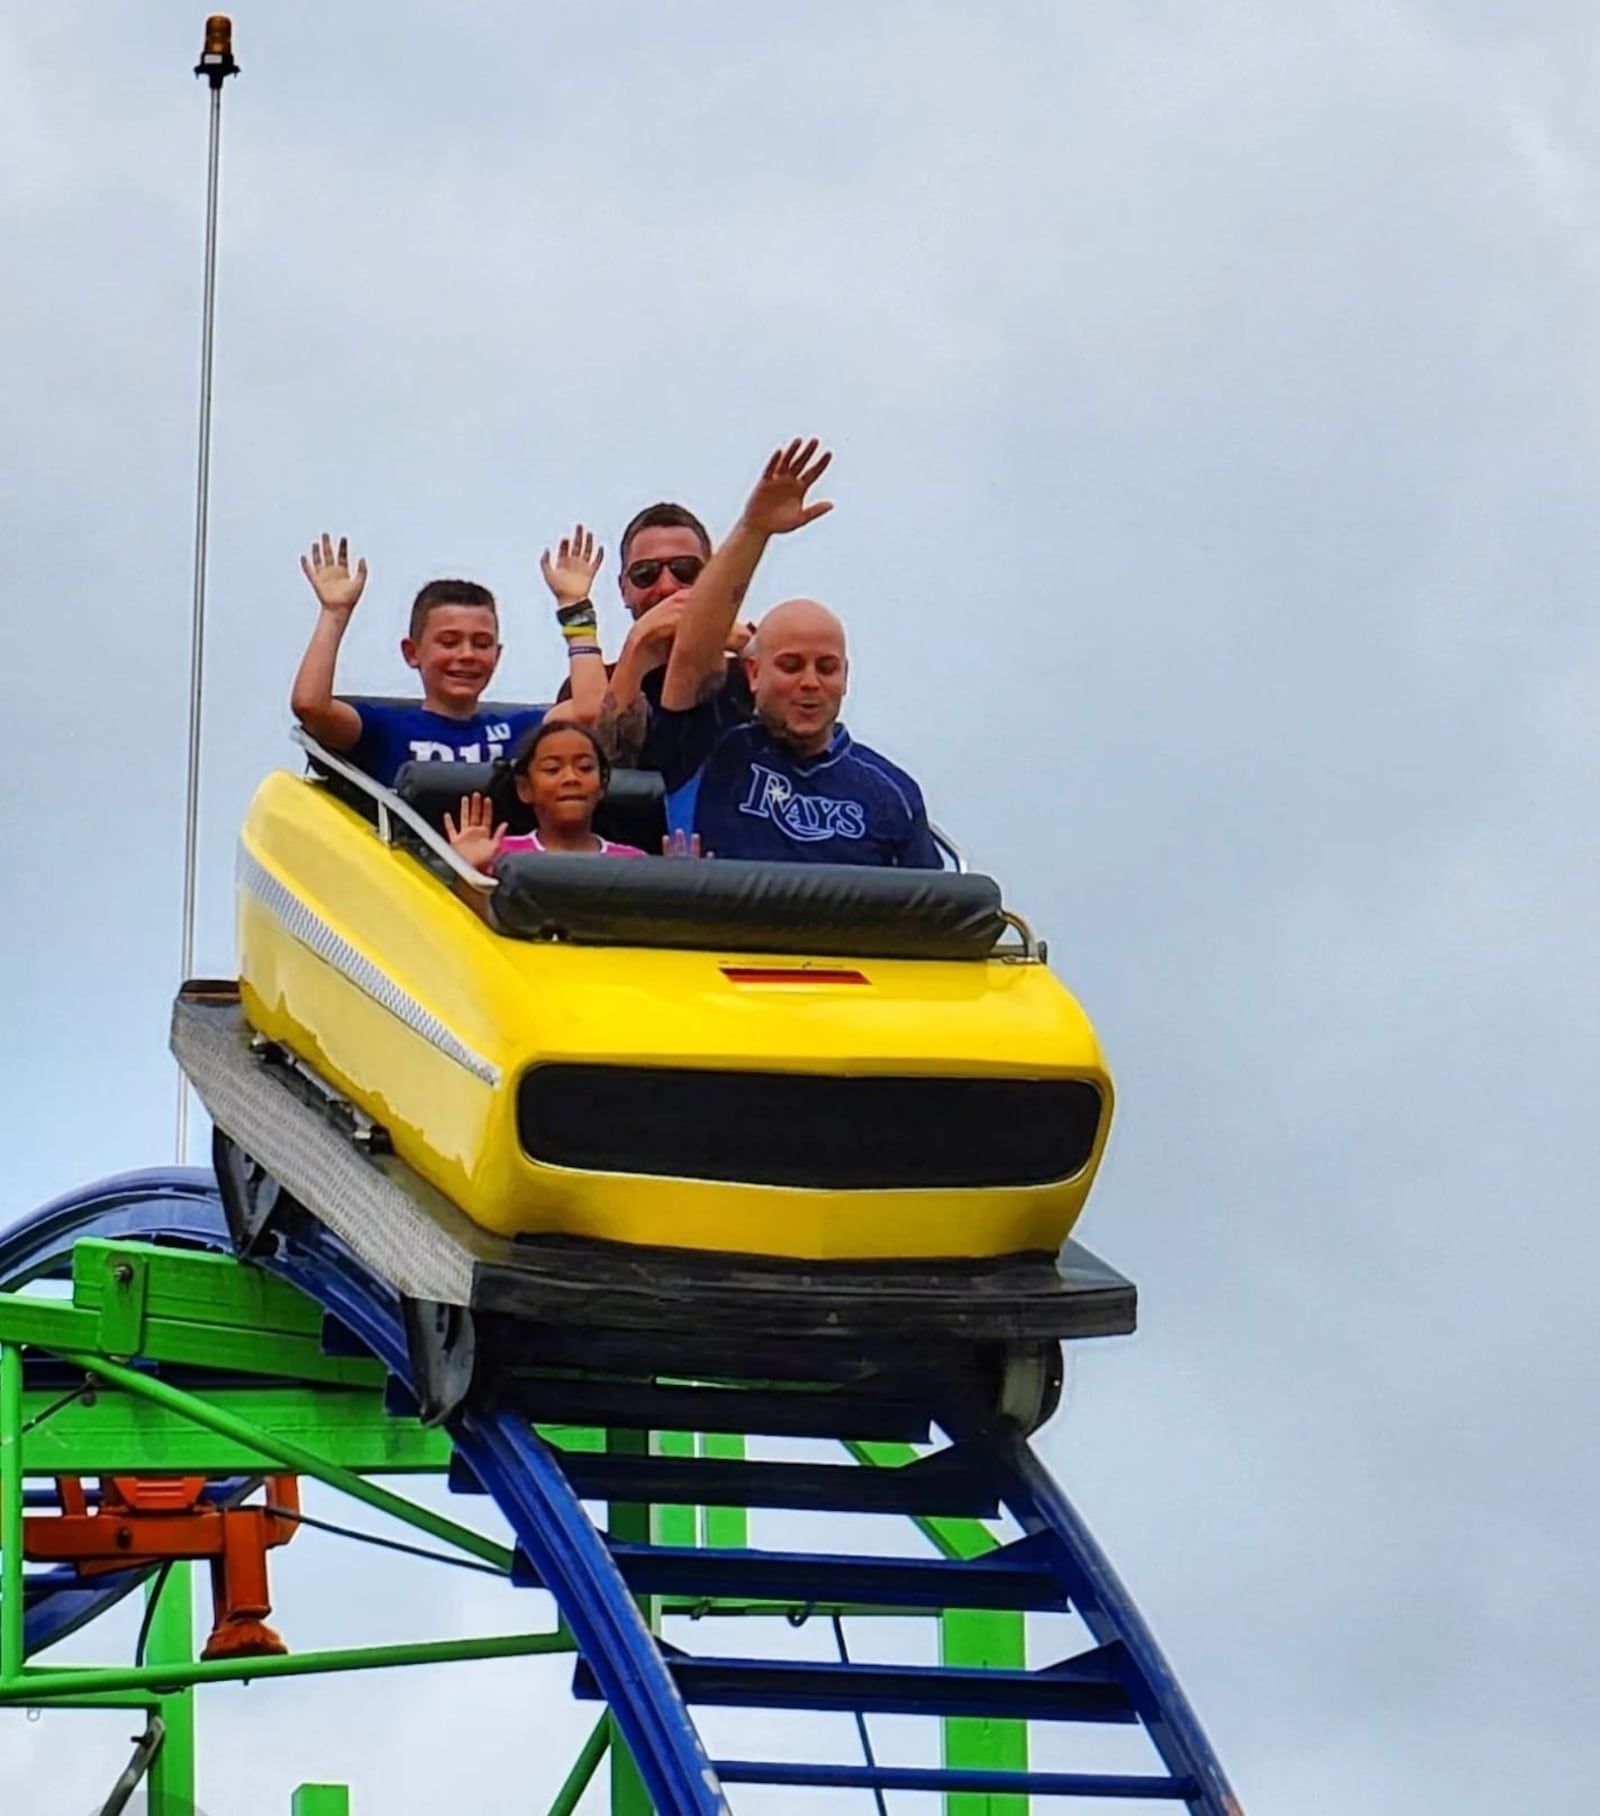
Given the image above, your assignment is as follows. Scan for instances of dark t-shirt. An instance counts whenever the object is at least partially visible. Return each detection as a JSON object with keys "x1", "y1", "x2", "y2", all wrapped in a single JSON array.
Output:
[
  {"x1": 647, "y1": 700, "x2": 942, "y2": 867},
  {"x1": 637, "y1": 666, "x2": 752, "y2": 774},
  {"x1": 347, "y1": 703, "x2": 545, "y2": 788}
]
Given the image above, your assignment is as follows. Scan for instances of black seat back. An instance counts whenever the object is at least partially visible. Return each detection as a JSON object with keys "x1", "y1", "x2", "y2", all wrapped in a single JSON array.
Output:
[{"x1": 394, "y1": 760, "x2": 669, "y2": 855}]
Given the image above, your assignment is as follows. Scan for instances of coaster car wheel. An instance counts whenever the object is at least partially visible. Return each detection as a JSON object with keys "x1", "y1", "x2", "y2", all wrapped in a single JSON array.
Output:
[
  {"x1": 991, "y1": 1340, "x2": 1065, "y2": 1434},
  {"x1": 212, "y1": 1127, "x2": 285, "y2": 1254}
]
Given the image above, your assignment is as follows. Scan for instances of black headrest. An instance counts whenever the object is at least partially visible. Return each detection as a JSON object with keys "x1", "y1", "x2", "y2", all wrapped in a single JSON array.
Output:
[
  {"x1": 488, "y1": 855, "x2": 1006, "y2": 960},
  {"x1": 394, "y1": 760, "x2": 668, "y2": 855}
]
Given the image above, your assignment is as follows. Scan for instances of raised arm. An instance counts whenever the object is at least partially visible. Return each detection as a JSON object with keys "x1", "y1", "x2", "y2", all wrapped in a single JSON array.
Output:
[
  {"x1": 290, "y1": 534, "x2": 368, "y2": 751},
  {"x1": 660, "y1": 439, "x2": 833, "y2": 711},
  {"x1": 589, "y1": 598, "x2": 687, "y2": 764},
  {"x1": 537, "y1": 523, "x2": 609, "y2": 725}
]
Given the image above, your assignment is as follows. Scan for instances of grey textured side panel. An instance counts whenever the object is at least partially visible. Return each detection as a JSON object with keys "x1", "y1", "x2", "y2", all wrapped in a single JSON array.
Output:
[
  {"x1": 170, "y1": 995, "x2": 487, "y2": 1304},
  {"x1": 236, "y1": 845, "x2": 501, "y2": 1086}
]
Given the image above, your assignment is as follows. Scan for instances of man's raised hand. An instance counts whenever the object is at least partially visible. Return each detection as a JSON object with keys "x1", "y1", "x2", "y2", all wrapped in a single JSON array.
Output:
[
  {"x1": 626, "y1": 596, "x2": 689, "y2": 656},
  {"x1": 540, "y1": 523, "x2": 605, "y2": 608},
  {"x1": 741, "y1": 439, "x2": 834, "y2": 538},
  {"x1": 444, "y1": 793, "x2": 507, "y2": 872},
  {"x1": 300, "y1": 534, "x2": 368, "y2": 616}
]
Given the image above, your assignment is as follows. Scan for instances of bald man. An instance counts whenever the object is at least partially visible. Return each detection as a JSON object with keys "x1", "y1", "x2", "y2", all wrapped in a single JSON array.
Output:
[{"x1": 647, "y1": 444, "x2": 941, "y2": 867}]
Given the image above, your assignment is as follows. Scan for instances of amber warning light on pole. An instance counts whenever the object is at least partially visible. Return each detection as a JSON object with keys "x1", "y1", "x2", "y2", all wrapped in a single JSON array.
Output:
[{"x1": 196, "y1": 14, "x2": 239, "y2": 88}]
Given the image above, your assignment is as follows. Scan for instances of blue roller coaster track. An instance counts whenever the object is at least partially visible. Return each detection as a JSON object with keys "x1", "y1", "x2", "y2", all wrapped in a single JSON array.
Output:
[{"x1": 3, "y1": 1167, "x2": 1242, "y2": 1814}]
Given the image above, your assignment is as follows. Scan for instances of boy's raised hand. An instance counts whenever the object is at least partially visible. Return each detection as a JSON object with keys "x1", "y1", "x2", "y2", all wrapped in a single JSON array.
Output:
[
  {"x1": 540, "y1": 523, "x2": 605, "y2": 608},
  {"x1": 300, "y1": 534, "x2": 368, "y2": 616},
  {"x1": 740, "y1": 439, "x2": 834, "y2": 538},
  {"x1": 444, "y1": 793, "x2": 507, "y2": 872}
]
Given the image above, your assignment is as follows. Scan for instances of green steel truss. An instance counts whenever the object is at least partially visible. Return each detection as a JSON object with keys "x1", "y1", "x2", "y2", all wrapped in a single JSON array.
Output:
[{"x1": 0, "y1": 1238, "x2": 1029, "y2": 1814}]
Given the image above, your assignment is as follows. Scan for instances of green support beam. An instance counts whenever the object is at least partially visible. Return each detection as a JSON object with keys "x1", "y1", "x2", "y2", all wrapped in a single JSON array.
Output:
[
  {"x1": 0, "y1": 1257, "x2": 381, "y2": 1389},
  {"x1": 548, "y1": 1714, "x2": 611, "y2": 1816},
  {"x1": 10, "y1": 1629, "x2": 573, "y2": 1704},
  {"x1": 47, "y1": 1349, "x2": 513, "y2": 1573},
  {"x1": 1, "y1": 1343, "x2": 23, "y2": 1682},
  {"x1": 943, "y1": 1609, "x2": 1029, "y2": 1816},
  {"x1": 17, "y1": 1381, "x2": 452, "y2": 1476},
  {"x1": 653, "y1": 1430, "x2": 749, "y2": 1552},
  {"x1": 145, "y1": 1565, "x2": 197, "y2": 1816},
  {"x1": 847, "y1": 1439, "x2": 1030, "y2": 1815},
  {"x1": 607, "y1": 1428, "x2": 657, "y2": 1816},
  {"x1": 293, "y1": 1786, "x2": 351, "y2": 1815}
]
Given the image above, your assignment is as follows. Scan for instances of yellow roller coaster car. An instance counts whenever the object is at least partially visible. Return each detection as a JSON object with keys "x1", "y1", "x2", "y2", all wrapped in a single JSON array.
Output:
[{"x1": 229, "y1": 735, "x2": 1114, "y2": 1266}]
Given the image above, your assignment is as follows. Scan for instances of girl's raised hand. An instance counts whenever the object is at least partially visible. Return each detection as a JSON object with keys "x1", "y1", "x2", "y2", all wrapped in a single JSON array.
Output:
[
  {"x1": 662, "y1": 829, "x2": 709, "y2": 860},
  {"x1": 444, "y1": 793, "x2": 507, "y2": 871}
]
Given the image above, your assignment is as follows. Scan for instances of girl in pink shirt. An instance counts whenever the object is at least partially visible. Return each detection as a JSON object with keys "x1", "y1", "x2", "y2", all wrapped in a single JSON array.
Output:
[{"x1": 445, "y1": 722, "x2": 647, "y2": 890}]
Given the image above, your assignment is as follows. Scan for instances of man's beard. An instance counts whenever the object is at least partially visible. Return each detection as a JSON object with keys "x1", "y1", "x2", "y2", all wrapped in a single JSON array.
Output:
[{"x1": 760, "y1": 701, "x2": 835, "y2": 755}]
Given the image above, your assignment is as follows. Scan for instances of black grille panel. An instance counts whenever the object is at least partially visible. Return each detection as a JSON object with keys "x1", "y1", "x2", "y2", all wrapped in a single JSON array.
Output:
[{"x1": 517, "y1": 1066, "x2": 1103, "y2": 1190}]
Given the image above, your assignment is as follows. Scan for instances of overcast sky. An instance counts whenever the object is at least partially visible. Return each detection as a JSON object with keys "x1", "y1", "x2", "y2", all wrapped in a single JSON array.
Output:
[{"x1": 2, "y1": 2, "x2": 1597, "y2": 1811}]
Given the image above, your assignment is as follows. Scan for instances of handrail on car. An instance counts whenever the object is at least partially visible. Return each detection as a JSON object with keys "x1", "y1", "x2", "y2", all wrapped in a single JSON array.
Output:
[
  {"x1": 291, "y1": 728, "x2": 498, "y2": 895},
  {"x1": 928, "y1": 821, "x2": 968, "y2": 874}
]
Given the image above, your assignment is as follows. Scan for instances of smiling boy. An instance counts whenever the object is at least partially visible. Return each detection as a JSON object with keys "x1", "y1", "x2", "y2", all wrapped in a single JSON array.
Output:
[{"x1": 290, "y1": 534, "x2": 550, "y2": 787}]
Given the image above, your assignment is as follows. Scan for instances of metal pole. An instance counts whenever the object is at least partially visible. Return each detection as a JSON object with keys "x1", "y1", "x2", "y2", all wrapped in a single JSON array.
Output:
[
  {"x1": 176, "y1": 17, "x2": 239, "y2": 1163},
  {"x1": 94, "y1": 1715, "x2": 166, "y2": 1816}
]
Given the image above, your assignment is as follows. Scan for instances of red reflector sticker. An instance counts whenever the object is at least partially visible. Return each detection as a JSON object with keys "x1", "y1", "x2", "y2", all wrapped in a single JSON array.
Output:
[{"x1": 720, "y1": 967, "x2": 871, "y2": 986}]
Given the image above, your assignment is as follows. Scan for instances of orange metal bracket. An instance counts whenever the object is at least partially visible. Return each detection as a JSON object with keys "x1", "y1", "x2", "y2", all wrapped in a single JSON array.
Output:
[{"x1": 26, "y1": 1475, "x2": 301, "y2": 1658}]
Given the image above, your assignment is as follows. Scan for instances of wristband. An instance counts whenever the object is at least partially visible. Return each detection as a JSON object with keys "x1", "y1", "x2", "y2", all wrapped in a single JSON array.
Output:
[
  {"x1": 565, "y1": 641, "x2": 602, "y2": 660},
  {"x1": 556, "y1": 598, "x2": 599, "y2": 642}
]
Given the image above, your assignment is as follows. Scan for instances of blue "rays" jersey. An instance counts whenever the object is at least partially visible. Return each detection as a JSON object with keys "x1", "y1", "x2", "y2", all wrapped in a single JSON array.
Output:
[{"x1": 649, "y1": 702, "x2": 942, "y2": 868}]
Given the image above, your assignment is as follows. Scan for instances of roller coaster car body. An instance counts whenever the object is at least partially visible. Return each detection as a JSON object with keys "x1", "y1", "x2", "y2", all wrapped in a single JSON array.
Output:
[{"x1": 231, "y1": 746, "x2": 1115, "y2": 1268}]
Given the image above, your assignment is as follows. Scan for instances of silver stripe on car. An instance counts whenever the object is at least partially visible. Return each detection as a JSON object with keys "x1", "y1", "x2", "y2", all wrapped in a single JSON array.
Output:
[{"x1": 238, "y1": 846, "x2": 501, "y2": 1087}]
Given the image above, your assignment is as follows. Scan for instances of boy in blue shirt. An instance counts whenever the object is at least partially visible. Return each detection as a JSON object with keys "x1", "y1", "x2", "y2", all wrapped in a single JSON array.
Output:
[
  {"x1": 641, "y1": 439, "x2": 941, "y2": 868},
  {"x1": 290, "y1": 530, "x2": 605, "y2": 787}
]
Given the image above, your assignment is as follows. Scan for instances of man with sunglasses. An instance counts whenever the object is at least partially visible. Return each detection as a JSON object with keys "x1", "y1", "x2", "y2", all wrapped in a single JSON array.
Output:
[
  {"x1": 617, "y1": 502, "x2": 712, "y2": 618},
  {"x1": 552, "y1": 501, "x2": 754, "y2": 730}
]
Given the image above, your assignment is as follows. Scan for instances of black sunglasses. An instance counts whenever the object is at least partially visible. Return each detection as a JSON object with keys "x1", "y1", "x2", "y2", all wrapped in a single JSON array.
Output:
[{"x1": 625, "y1": 555, "x2": 704, "y2": 589}]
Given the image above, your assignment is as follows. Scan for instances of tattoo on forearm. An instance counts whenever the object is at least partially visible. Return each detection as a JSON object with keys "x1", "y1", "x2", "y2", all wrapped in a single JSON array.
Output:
[{"x1": 596, "y1": 690, "x2": 647, "y2": 767}]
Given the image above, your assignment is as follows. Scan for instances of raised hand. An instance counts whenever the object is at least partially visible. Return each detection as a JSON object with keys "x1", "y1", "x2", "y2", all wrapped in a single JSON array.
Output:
[
  {"x1": 540, "y1": 523, "x2": 605, "y2": 608},
  {"x1": 740, "y1": 438, "x2": 834, "y2": 538},
  {"x1": 443, "y1": 793, "x2": 507, "y2": 872},
  {"x1": 627, "y1": 596, "x2": 689, "y2": 655},
  {"x1": 662, "y1": 829, "x2": 709, "y2": 860},
  {"x1": 300, "y1": 534, "x2": 368, "y2": 616}
]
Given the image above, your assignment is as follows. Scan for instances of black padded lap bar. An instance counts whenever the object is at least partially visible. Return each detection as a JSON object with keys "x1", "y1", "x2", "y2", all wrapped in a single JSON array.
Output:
[
  {"x1": 487, "y1": 855, "x2": 1006, "y2": 960},
  {"x1": 393, "y1": 759, "x2": 668, "y2": 854}
]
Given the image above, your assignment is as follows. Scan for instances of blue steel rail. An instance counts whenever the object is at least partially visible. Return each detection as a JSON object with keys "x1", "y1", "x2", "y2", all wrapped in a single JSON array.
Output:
[
  {"x1": 0, "y1": 1171, "x2": 228, "y2": 1666},
  {"x1": 0, "y1": 1168, "x2": 1243, "y2": 1813}
]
